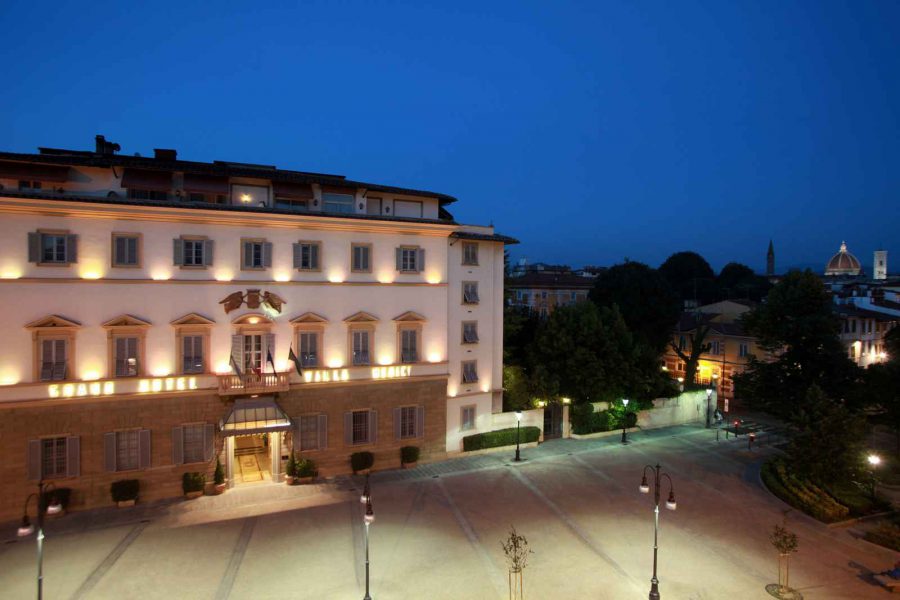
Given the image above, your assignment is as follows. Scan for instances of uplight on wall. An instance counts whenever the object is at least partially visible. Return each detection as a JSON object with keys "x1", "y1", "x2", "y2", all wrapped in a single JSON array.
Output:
[
  {"x1": 274, "y1": 272, "x2": 291, "y2": 282},
  {"x1": 378, "y1": 354, "x2": 393, "y2": 366},
  {"x1": 215, "y1": 361, "x2": 232, "y2": 375},
  {"x1": 81, "y1": 370, "x2": 101, "y2": 381},
  {"x1": 377, "y1": 272, "x2": 394, "y2": 284},
  {"x1": 327, "y1": 357, "x2": 344, "y2": 369},
  {"x1": 0, "y1": 371, "x2": 20, "y2": 386},
  {"x1": 426, "y1": 272, "x2": 442, "y2": 284},
  {"x1": 215, "y1": 270, "x2": 234, "y2": 282},
  {"x1": 327, "y1": 270, "x2": 345, "y2": 283},
  {"x1": 151, "y1": 269, "x2": 171, "y2": 281},
  {"x1": 0, "y1": 267, "x2": 22, "y2": 279}
]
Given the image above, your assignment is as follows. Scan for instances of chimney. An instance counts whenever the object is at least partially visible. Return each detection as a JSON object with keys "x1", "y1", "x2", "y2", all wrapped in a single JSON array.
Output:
[
  {"x1": 95, "y1": 134, "x2": 121, "y2": 155},
  {"x1": 154, "y1": 148, "x2": 177, "y2": 161}
]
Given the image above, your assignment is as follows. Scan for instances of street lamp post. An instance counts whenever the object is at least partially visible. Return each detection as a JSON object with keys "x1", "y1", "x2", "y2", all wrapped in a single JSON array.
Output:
[
  {"x1": 17, "y1": 481, "x2": 61, "y2": 600},
  {"x1": 363, "y1": 496, "x2": 375, "y2": 600},
  {"x1": 639, "y1": 464, "x2": 677, "y2": 600},
  {"x1": 514, "y1": 410, "x2": 523, "y2": 462},
  {"x1": 621, "y1": 399, "x2": 630, "y2": 444},
  {"x1": 705, "y1": 387, "x2": 712, "y2": 429},
  {"x1": 867, "y1": 454, "x2": 881, "y2": 501}
]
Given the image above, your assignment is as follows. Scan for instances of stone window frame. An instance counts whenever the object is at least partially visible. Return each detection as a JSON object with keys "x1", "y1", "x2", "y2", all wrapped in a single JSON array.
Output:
[
  {"x1": 26, "y1": 315, "x2": 80, "y2": 382},
  {"x1": 462, "y1": 242, "x2": 479, "y2": 266},
  {"x1": 103, "y1": 315, "x2": 151, "y2": 378},
  {"x1": 240, "y1": 237, "x2": 272, "y2": 271},
  {"x1": 294, "y1": 240, "x2": 322, "y2": 272},
  {"x1": 393, "y1": 311, "x2": 425, "y2": 365},
  {"x1": 344, "y1": 311, "x2": 379, "y2": 367},
  {"x1": 461, "y1": 321, "x2": 479, "y2": 345},
  {"x1": 110, "y1": 232, "x2": 143, "y2": 269},
  {"x1": 461, "y1": 360, "x2": 478, "y2": 383},
  {"x1": 291, "y1": 312, "x2": 329, "y2": 369},
  {"x1": 350, "y1": 242, "x2": 373, "y2": 273},
  {"x1": 30, "y1": 229, "x2": 77, "y2": 266},
  {"x1": 460, "y1": 405, "x2": 476, "y2": 431},
  {"x1": 175, "y1": 235, "x2": 212, "y2": 270},
  {"x1": 171, "y1": 313, "x2": 215, "y2": 375}
]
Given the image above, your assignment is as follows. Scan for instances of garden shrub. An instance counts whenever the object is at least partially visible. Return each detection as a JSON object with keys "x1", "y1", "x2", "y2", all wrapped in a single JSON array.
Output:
[
  {"x1": 351, "y1": 451, "x2": 374, "y2": 473},
  {"x1": 571, "y1": 403, "x2": 595, "y2": 435},
  {"x1": 761, "y1": 460, "x2": 849, "y2": 523},
  {"x1": 624, "y1": 411, "x2": 638, "y2": 428},
  {"x1": 214, "y1": 458, "x2": 225, "y2": 485},
  {"x1": 285, "y1": 454, "x2": 299, "y2": 478},
  {"x1": 864, "y1": 522, "x2": 900, "y2": 552},
  {"x1": 400, "y1": 445, "x2": 420, "y2": 464},
  {"x1": 110, "y1": 479, "x2": 139, "y2": 503},
  {"x1": 182, "y1": 472, "x2": 206, "y2": 494},
  {"x1": 591, "y1": 410, "x2": 613, "y2": 432},
  {"x1": 296, "y1": 458, "x2": 318, "y2": 478},
  {"x1": 462, "y1": 426, "x2": 541, "y2": 451}
]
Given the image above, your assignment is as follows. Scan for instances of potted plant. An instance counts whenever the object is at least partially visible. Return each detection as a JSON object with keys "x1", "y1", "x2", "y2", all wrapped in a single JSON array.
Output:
[
  {"x1": 182, "y1": 472, "x2": 205, "y2": 499},
  {"x1": 401, "y1": 445, "x2": 420, "y2": 468},
  {"x1": 285, "y1": 453, "x2": 298, "y2": 485},
  {"x1": 501, "y1": 525, "x2": 533, "y2": 600},
  {"x1": 212, "y1": 458, "x2": 226, "y2": 494},
  {"x1": 296, "y1": 458, "x2": 318, "y2": 483},
  {"x1": 110, "y1": 479, "x2": 139, "y2": 507},
  {"x1": 351, "y1": 451, "x2": 374, "y2": 475}
]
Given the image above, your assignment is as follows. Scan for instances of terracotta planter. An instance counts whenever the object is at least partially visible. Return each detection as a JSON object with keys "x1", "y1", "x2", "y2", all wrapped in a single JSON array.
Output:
[
  {"x1": 285, "y1": 475, "x2": 296, "y2": 486},
  {"x1": 296, "y1": 476, "x2": 315, "y2": 484},
  {"x1": 117, "y1": 499, "x2": 136, "y2": 508},
  {"x1": 185, "y1": 490, "x2": 203, "y2": 499},
  {"x1": 402, "y1": 461, "x2": 417, "y2": 469},
  {"x1": 355, "y1": 468, "x2": 371, "y2": 476},
  {"x1": 209, "y1": 483, "x2": 226, "y2": 495}
]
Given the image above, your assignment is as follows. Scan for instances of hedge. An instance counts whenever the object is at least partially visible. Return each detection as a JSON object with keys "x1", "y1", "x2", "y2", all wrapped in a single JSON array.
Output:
[
  {"x1": 110, "y1": 479, "x2": 139, "y2": 502},
  {"x1": 761, "y1": 460, "x2": 848, "y2": 523},
  {"x1": 864, "y1": 522, "x2": 900, "y2": 552},
  {"x1": 463, "y1": 426, "x2": 541, "y2": 452},
  {"x1": 351, "y1": 451, "x2": 374, "y2": 473},
  {"x1": 182, "y1": 472, "x2": 206, "y2": 494}
]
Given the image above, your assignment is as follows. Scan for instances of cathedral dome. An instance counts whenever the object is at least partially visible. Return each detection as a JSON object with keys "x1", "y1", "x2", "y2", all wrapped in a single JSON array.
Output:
[{"x1": 825, "y1": 241, "x2": 861, "y2": 276}]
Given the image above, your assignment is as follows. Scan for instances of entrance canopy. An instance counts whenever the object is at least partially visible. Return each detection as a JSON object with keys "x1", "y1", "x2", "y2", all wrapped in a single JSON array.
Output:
[{"x1": 221, "y1": 397, "x2": 292, "y2": 435}]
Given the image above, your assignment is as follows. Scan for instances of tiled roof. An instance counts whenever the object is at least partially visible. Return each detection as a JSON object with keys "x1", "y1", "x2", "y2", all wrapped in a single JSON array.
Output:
[
  {"x1": 507, "y1": 272, "x2": 595, "y2": 290},
  {"x1": 450, "y1": 231, "x2": 519, "y2": 245}
]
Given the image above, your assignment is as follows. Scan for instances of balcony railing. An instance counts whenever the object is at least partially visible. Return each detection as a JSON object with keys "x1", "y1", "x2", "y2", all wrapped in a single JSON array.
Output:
[{"x1": 217, "y1": 372, "x2": 291, "y2": 396}]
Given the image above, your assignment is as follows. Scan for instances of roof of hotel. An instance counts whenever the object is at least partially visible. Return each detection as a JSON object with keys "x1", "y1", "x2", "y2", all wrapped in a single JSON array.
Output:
[
  {"x1": 450, "y1": 231, "x2": 519, "y2": 245},
  {"x1": 0, "y1": 149, "x2": 458, "y2": 204}
]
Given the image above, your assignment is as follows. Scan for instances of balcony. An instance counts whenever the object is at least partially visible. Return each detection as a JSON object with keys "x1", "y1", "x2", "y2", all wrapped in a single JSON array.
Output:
[{"x1": 217, "y1": 372, "x2": 291, "y2": 396}]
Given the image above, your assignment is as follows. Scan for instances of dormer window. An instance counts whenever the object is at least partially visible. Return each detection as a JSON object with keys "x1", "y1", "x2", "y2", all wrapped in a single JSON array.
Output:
[
  {"x1": 323, "y1": 192, "x2": 354, "y2": 214},
  {"x1": 121, "y1": 168, "x2": 172, "y2": 201}
]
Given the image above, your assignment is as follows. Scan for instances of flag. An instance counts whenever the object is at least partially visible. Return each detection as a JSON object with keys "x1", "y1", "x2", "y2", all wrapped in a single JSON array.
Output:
[
  {"x1": 229, "y1": 354, "x2": 243, "y2": 378},
  {"x1": 266, "y1": 348, "x2": 276, "y2": 374},
  {"x1": 288, "y1": 345, "x2": 303, "y2": 377}
]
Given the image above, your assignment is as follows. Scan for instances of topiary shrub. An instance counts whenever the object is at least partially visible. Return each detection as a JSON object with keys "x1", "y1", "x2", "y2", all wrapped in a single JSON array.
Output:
[
  {"x1": 591, "y1": 410, "x2": 613, "y2": 432},
  {"x1": 571, "y1": 403, "x2": 595, "y2": 435},
  {"x1": 110, "y1": 479, "x2": 139, "y2": 503},
  {"x1": 401, "y1": 445, "x2": 420, "y2": 464},
  {"x1": 624, "y1": 411, "x2": 638, "y2": 428},
  {"x1": 182, "y1": 472, "x2": 206, "y2": 494},
  {"x1": 296, "y1": 458, "x2": 318, "y2": 478},
  {"x1": 351, "y1": 451, "x2": 374, "y2": 473},
  {"x1": 285, "y1": 454, "x2": 299, "y2": 478},
  {"x1": 462, "y1": 426, "x2": 541, "y2": 451},
  {"x1": 214, "y1": 458, "x2": 225, "y2": 486}
]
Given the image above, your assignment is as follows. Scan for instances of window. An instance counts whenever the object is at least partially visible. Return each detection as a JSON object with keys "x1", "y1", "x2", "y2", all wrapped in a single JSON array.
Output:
[
  {"x1": 460, "y1": 406, "x2": 476, "y2": 431},
  {"x1": 463, "y1": 281, "x2": 480, "y2": 304},
  {"x1": 174, "y1": 237, "x2": 212, "y2": 267},
  {"x1": 352, "y1": 244, "x2": 371, "y2": 273},
  {"x1": 182, "y1": 424, "x2": 206, "y2": 464},
  {"x1": 28, "y1": 231, "x2": 76, "y2": 265},
  {"x1": 462, "y1": 361, "x2": 478, "y2": 383},
  {"x1": 243, "y1": 334, "x2": 263, "y2": 371},
  {"x1": 299, "y1": 415, "x2": 320, "y2": 451},
  {"x1": 851, "y1": 320, "x2": 857, "y2": 333},
  {"x1": 41, "y1": 437, "x2": 67, "y2": 479},
  {"x1": 188, "y1": 193, "x2": 226, "y2": 204},
  {"x1": 299, "y1": 331, "x2": 319, "y2": 367},
  {"x1": 399, "y1": 406, "x2": 418, "y2": 439},
  {"x1": 710, "y1": 341, "x2": 724, "y2": 355},
  {"x1": 293, "y1": 241, "x2": 321, "y2": 271},
  {"x1": 323, "y1": 193, "x2": 355, "y2": 214},
  {"x1": 462, "y1": 242, "x2": 479, "y2": 265},
  {"x1": 397, "y1": 246, "x2": 423, "y2": 273},
  {"x1": 112, "y1": 234, "x2": 140, "y2": 267},
  {"x1": 19, "y1": 180, "x2": 42, "y2": 190},
  {"x1": 352, "y1": 330, "x2": 371, "y2": 366},
  {"x1": 462, "y1": 321, "x2": 479, "y2": 344},
  {"x1": 40, "y1": 338, "x2": 67, "y2": 381},
  {"x1": 275, "y1": 196, "x2": 308, "y2": 211},
  {"x1": 128, "y1": 188, "x2": 168, "y2": 201},
  {"x1": 400, "y1": 329, "x2": 418, "y2": 363},
  {"x1": 242, "y1": 239, "x2": 272, "y2": 270},
  {"x1": 367, "y1": 197, "x2": 382, "y2": 215},
  {"x1": 115, "y1": 337, "x2": 140, "y2": 377},
  {"x1": 739, "y1": 343, "x2": 749, "y2": 358},
  {"x1": 115, "y1": 430, "x2": 140, "y2": 471},
  {"x1": 352, "y1": 410, "x2": 370, "y2": 444},
  {"x1": 394, "y1": 200, "x2": 423, "y2": 218},
  {"x1": 182, "y1": 335, "x2": 204, "y2": 374}
]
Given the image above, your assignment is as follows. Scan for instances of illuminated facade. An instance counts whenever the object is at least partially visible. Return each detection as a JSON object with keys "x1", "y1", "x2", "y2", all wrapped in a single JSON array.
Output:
[{"x1": 0, "y1": 136, "x2": 515, "y2": 519}]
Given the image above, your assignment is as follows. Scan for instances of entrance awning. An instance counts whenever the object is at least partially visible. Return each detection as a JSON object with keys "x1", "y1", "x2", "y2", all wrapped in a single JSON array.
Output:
[{"x1": 221, "y1": 397, "x2": 292, "y2": 435}]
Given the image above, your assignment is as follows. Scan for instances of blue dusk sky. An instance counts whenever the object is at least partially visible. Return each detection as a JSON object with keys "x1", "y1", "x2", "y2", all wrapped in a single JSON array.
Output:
[{"x1": 1, "y1": 1, "x2": 897, "y2": 274}]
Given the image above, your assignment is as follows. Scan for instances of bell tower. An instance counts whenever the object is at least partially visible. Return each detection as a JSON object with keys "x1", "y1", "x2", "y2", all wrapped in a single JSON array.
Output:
[
  {"x1": 874, "y1": 250, "x2": 888, "y2": 280},
  {"x1": 766, "y1": 240, "x2": 775, "y2": 277}
]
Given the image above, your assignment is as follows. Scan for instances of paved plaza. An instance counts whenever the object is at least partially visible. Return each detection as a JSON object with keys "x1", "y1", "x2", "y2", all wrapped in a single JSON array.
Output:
[{"x1": 1, "y1": 423, "x2": 896, "y2": 599}]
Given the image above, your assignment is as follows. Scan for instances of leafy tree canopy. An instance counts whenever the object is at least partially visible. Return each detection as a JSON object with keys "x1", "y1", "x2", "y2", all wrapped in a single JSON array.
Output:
[
  {"x1": 659, "y1": 251, "x2": 719, "y2": 305},
  {"x1": 589, "y1": 261, "x2": 680, "y2": 353},
  {"x1": 718, "y1": 262, "x2": 772, "y2": 301}
]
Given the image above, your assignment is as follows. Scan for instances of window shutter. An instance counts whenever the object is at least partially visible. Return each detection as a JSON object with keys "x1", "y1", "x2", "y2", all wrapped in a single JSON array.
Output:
[
  {"x1": 417, "y1": 248, "x2": 425, "y2": 272},
  {"x1": 65, "y1": 234, "x2": 78, "y2": 263},
  {"x1": 395, "y1": 247, "x2": 402, "y2": 271},
  {"x1": 369, "y1": 410, "x2": 378, "y2": 444},
  {"x1": 242, "y1": 242, "x2": 251, "y2": 268},
  {"x1": 317, "y1": 414, "x2": 328, "y2": 449},
  {"x1": 66, "y1": 436, "x2": 80, "y2": 477},
  {"x1": 172, "y1": 427, "x2": 184, "y2": 465},
  {"x1": 173, "y1": 239, "x2": 183, "y2": 266},
  {"x1": 263, "y1": 242, "x2": 273, "y2": 267},
  {"x1": 204, "y1": 423, "x2": 215, "y2": 462},
  {"x1": 417, "y1": 405, "x2": 425, "y2": 439},
  {"x1": 293, "y1": 243, "x2": 302, "y2": 269},
  {"x1": 311, "y1": 244, "x2": 319, "y2": 269},
  {"x1": 139, "y1": 429, "x2": 151, "y2": 470},
  {"x1": 27, "y1": 439, "x2": 41, "y2": 481},
  {"x1": 343, "y1": 412, "x2": 353, "y2": 446},
  {"x1": 28, "y1": 232, "x2": 41, "y2": 263},
  {"x1": 393, "y1": 407, "x2": 401, "y2": 440},
  {"x1": 128, "y1": 237, "x2": 138, "y2": 264},
  {"x1": 203, "y1": 239, "x2": 214, "y2": 266},
  {"x1": 115, "y1": 237, "x2": 126, "y2": 265},
  {"x1": 231, "y1": 335, "x2": 244, "y2": 373},
  {"x1": 104, "y1": 432, "x2": 117, "y2": 472}
]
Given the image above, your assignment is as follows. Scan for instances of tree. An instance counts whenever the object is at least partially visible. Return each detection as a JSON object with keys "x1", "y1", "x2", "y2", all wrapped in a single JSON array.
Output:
[
  {"x1": 503, "y1": 365, "x2": 534, "y2": 412},
  {"x1": 770, "y1": 513, "x2": 799, "y2": 594},
  {"x1": 503, "y1": 305, "x2": 541, "y2": 366},
  {"x1": 864, "y1": 361, "x2": 900, "y2": 455},
  {"x1": 718, "y1": 262, "x2": 771, "y2": 301},
  {"x1": 669, "y1": 316, "x2": 712, "y2": 389},
  {"x1": 734, "y1": 270, "x2": 861, "y2": 417},
  {"x1": 787, "y1": 385, "x2": 865, "y2": 486},
  {"x1": 659, "y1": 251, "x2": 719, "y2": 306},
  {"x1": 886, "y1": 326, "x2": 900, "y2": 361},
  {"x1": 589, "y1": 261, "x2": 680, "y2": 353}
]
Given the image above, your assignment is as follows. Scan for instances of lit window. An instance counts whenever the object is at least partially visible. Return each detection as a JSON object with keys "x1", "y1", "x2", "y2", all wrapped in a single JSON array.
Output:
[
  {"x1": 463, "y1": 282, "x2": 479, "y2": 304},
  {"x1": 462, "y1": 361, "x2": 478, "y2": 383},
  {"x1": 114, "y1": 337, "x2": 140, "y2": 377},
  {"x1": 299, "y1": 331, "x2": 319, "y2": 367},
  {"x1": 460, "y1": 406, "x2": 476, "y2": 431},
  {"x1": 400, "y1": 329, "x2": 418, "y2": 363},
  {"x1": 352, "y1": 330, "x2": 371, "y2": 366},
  {"x1": 182, "y1": 335, "x2": 204, "y2": 374}
]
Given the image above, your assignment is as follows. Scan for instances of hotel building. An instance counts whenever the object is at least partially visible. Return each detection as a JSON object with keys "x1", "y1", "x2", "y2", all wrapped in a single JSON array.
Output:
[{"x1": 0, "y1": 136, "x2": 515, "y2": 520}]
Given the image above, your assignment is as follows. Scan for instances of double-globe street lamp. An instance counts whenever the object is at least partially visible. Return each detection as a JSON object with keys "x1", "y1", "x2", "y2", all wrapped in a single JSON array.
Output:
[
  {"x1": 621, "y1": 399, "x2": 630, "y2": 444},
  {"x1": 360, "y1": 474, "x2": 375, "y2": 600},
  {"x1": 639, "y1": 464, "x2": 677, "y2": 600},
  {"x1": 17, "y1": 481, "x2": 63, "y2": 600}
]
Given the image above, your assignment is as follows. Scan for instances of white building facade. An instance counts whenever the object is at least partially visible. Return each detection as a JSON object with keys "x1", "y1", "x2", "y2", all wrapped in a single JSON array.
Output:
[{"x1": 0, "y1": 137, "x2": 515, "y2": 519}]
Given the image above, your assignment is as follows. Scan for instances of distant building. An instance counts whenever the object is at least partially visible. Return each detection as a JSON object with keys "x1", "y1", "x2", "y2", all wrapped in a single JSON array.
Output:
[
  {"x1": 830, "y1": 280, "x2": 899, "y2": 366},
  {"x1": 825, "y1": 241, "x2": 862, "y2": 277},
  {"x1": 874, "y1": 250, "x2": 888, "y2": 280},
  {"x1": 507, "y1": 271, "x2": 595, "y2": 317},
  {"x1": 766, "y1": 240, "x2": 775, "y2": 277}
]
